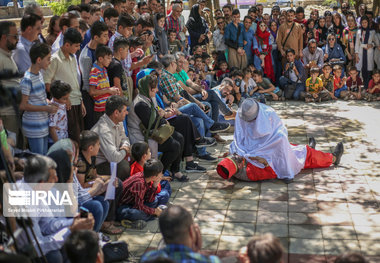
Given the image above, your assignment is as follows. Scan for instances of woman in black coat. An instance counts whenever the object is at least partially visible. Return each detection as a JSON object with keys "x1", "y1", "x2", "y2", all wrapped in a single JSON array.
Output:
[{"x1": 186, "y1": 4, "x2": 209, "y2": 53}]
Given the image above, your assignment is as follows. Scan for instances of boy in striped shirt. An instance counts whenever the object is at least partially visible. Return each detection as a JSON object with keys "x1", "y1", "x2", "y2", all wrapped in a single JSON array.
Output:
[{"x1": 89, "y1": 45, "x2": 120, "y2": 123}]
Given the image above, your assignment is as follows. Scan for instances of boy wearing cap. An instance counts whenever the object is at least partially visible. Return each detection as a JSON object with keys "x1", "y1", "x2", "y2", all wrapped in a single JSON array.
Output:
[{"x1": 218, "y1": 99, "x2": 344, "y2": 183}]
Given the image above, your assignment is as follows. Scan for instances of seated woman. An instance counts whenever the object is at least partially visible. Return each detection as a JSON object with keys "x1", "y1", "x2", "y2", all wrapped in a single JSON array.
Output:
[
  {"x1": 216, "y1": 99, "x2": 344, "y2": 183},
  {"x1": 128, "y1": 74, "x2": 206, "y2": 181},
  {"x1": 47, "y1": 139, "x2": 122, "y2": 235},
  {"x1": 323, "y1": 33, "x2": 347, "y2": 75}
]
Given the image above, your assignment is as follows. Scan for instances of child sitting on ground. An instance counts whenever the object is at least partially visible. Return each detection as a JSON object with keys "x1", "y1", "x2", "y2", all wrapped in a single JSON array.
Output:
[
  {"x1": 130, "y1": 142, "x2": 172, "y2": 205},
  {"x1": 48, "y1": 80, "x2": 71, "y2": 145},
  {"x1": 332, "y1": 65, "x2": 348, "y2": 99},
  {"x1": 304, "y1": 67, "x2": 329, "y2": 102},
  {"x1": 240, "y1": 68, "x2": 265, "y2": 103},
  {"x1": 252, "y1": 70, "x2": 283, "y2": 101},
  {"x1": 89, "y1": 45, "x2": 120, "y2": 123},
  {"x1": 216, "y1": 60, "x2": 230, "y2": 83},
  {"x1": 319, "y1": 63, "x2": 336, "y2": 100},
  {"x1": 118, "y1": 159, "x2": 169, "y2": 223},
  {"x1": 76, "y1": 130, "x2": 124, "y2": 235},
  {"x1": 344, "y1": 66, "x2": 363, "y2": 100},
  {"x1": 363, "y1": 69, "x2": 380, "y2": 102}
]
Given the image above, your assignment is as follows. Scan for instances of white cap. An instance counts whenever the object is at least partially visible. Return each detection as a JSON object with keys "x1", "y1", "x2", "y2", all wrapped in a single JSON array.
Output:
[{"x1": 238, "y1": 99, "x2": 259, "y2": 122}]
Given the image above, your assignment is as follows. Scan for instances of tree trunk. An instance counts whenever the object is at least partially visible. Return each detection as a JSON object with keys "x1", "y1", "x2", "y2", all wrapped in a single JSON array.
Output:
[
  {"x1": 12, "y1": 0, "x2": 19, "y2": 17},
  {"x1": 206, "y1": 0, "x2": 215, "y2": 30},
  {"x1": 189, "y1": 0, "x2": 197, "y2": 9},
  {"x1": 374, "y1": 0, "x2": 379, "y2": 18},
  {"x1": 214, "y1": 0, "x2": 220, "y2": 10}
]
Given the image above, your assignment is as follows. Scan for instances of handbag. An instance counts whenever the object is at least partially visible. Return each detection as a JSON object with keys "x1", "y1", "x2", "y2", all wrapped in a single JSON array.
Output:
[
  {"x1": 102, "y1": 241, "x2": 129, "y2": 263},
  {"x1": 140, "y1": 105, "x2": 174, "y2": 144}
]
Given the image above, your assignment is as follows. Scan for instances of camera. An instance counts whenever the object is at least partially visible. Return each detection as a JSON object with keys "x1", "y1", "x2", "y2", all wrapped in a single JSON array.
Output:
[{"x1": 289, "y1": 62, "x2": 295, "y2": 70}]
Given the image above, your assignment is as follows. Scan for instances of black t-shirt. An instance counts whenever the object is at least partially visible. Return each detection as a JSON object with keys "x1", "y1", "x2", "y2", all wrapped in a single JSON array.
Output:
[
  {"x1": 77, "y1": 152, "x2": 97, "y2": 183},
  {"x1": 107, "y1": 58, "x2": 128, "y2": 94}
]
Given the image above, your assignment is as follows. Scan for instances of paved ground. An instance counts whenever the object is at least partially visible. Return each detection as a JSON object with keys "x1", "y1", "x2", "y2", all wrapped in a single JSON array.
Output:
[{"x1": 117, "y1": 100, "x2": 380, "y2": 263}]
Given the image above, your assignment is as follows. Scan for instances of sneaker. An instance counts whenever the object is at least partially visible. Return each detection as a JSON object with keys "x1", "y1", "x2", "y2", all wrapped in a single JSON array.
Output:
[
  {"x1": 197, "y1": 153, "x2": 218, "y2": 162},
  {"x1": 224, "y1": 111, "x2": 237, "y2": 120},
  {"x1": 185, "y1": 162, "x2": 206, "y2": 173},
  {"x1": 332, "y1": 142, "x2": 344, "y2": 165},
  {"x1": 121, "y1": 219, "x2": 147, "y2": 230},
  {"x1": 195, "y1": 137, "x2": 216, "y2": 148},
  {"x1": 308, "y1": 137, "x2": 316, "y2": 149},
  {"x1": 209, "y1": 122, "x2": 231, "y2": 134}
]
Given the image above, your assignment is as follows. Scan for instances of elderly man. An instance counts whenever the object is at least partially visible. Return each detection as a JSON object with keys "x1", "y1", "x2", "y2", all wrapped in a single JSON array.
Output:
[
  {"x1": 24, "y1": 3, "x2": 46, "y2": 43},
  {"x1": 141, "y1": 205, "x2": 221, "y2": 263},
  {"x1": 91, "y1": 96, "x2": 130, "y2": 181},
  {"x1": 217, "y1": 99, "x2": 344, "y2": 183},
  {"x1": 303, "y1": 39, "x2": 324, "y2": 72},
  {"x1": 164, "y1": 4, "x2": 184, "y2": 42}
]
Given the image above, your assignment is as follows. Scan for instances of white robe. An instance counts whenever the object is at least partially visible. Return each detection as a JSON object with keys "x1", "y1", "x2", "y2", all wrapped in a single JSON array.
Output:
[{"x1": 230, "y1": 103, "x2": 307, "y2": 179}]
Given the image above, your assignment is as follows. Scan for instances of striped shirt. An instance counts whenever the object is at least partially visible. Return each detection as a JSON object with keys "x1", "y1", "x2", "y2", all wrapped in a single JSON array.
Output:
[
  {"x1": 120, "y1": 173, "x2": 157, "y2": 215},
  {"x1": 89, "y1": 63, "x2": 111, "y2": 112},
  {"x1": 21, "y1": 71, "x2": 49, "y2": 138}
]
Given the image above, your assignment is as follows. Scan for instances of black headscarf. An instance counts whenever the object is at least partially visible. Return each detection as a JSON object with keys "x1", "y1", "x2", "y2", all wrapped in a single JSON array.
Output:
[
  {"x1": 186, "y1": 4, "x2": 209, "y2": 49},
  {"x1": 48, "y1": 149, "x2": 72, "y2": 183}
]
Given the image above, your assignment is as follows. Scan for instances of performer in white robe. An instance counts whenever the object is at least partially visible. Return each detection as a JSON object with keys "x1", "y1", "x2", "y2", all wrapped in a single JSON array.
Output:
[{"x1": 217, "y1": 99, "x2": 344, "y2": 183}]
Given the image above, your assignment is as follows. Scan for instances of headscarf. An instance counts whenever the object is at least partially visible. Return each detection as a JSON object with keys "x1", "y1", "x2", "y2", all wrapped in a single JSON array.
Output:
[
  {"x1": 138, "y1": 75, "x2": 152, "y2": 99},
  {"x1": 48, "y1": 149, "x2": 72, "y2": 183},
  {"x1": 186, "y1": 4, "x2": 204, "y2": 30},
  {"x1": 256, "y1": 24, "x2": 271, "y2": 49}
]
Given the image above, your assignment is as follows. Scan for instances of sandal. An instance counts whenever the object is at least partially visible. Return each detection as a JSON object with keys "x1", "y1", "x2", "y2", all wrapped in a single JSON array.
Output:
[
  {"x1": 100, "y1": 222, "x2": 124, "y2": 235},
  {"x1": 121, "y1": 219, "x2": 147, "y2": 230}
]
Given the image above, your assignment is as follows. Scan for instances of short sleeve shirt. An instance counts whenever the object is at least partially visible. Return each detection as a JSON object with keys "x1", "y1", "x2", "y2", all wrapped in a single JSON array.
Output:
[
  {"x1": 21, "y1": 71, "x2": 49, "y2": 138},
  {"x1": 346, "y1": 76, "x2": 363, "y2": 93},
  {"x1": 107, "y1": 58, "x2": 130, "y2": 99},
  {"x1": 173, "y1": 70, "x2": 189, "y2": 85},
  {"x1": 256, "y1": 78, "x2": 272, "y2": 90},
  {"x1": 240, "y1": 78, "x2": 257, "y2": 93},
  {"x1": 306, "y1": 77, "x2": 323, "y2": 93},
  {"x1": 89, "y1": 63, "x2": 111, "y2": 112},
  {"x1": 368, "y1": 79, "x2": 380, "y2": 93},
  {"x1": 319, "y1": 74, "x2": 334, "y2": 92},
  {"x1": 159, "y1": 69, "x2": 184, "y2": 102},
  {"x1": 77, "y1": 152, "x2": 97, "y2": 183},
  {"x1": 168, "y1": 40, "x2": 182, "y2": 54},
  {"x1": 48, "y1": 99, "x2": 68, "y2": 143}
]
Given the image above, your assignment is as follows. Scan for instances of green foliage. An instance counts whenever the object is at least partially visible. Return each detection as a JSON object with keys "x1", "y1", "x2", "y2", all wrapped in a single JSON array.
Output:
[
  {"x1": 322, "y1": 0, "x2": 355, "y2": 7},
  {"x1": 36, "y1": 0, "x2": 81, "y2": 15}
]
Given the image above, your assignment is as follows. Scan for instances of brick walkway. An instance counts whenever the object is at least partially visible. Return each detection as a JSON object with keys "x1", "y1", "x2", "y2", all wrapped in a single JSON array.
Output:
[{"x1": 117, "y1": 100, "x2": 380, "y2": 263}]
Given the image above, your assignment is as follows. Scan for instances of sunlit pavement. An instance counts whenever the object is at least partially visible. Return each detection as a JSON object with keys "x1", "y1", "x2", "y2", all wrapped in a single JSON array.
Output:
[{"x1": 117, "y1": 100, "x2": 380, "y2": 263}]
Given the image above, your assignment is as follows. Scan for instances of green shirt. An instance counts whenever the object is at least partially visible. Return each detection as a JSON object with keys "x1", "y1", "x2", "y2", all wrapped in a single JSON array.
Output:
[{"x1": 173, "y1": 69, "x2": 189, "y2": 86}]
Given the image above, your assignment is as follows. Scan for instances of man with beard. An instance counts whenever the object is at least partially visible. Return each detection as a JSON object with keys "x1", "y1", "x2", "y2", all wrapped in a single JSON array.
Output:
[{"x1": 0, "y1": 21, "x2": 23, "y2": 148}]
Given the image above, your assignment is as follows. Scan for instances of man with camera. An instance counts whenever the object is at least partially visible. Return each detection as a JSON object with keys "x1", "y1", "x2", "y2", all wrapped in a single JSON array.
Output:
[
  {"x1": 303, "y1": 39, "x2": 324, "y2": 76},
  {"x1": 279, "y1": 48, "x2": 306, "y2": 100}
]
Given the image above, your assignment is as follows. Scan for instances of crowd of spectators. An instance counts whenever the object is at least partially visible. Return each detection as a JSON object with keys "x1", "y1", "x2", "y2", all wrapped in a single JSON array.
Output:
[{"x1": 0, "y1": 0, "x2": 378, "y2": 262}]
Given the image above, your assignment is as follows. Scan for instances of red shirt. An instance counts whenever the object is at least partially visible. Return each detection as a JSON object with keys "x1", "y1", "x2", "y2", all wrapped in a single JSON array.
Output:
[
  {"x1": 130, "y1": 161, "x2": 161, "y2": 193},
  {"x1": 121, "y1": 173, "x2": 157, "y2": 215},
  {"x1": 333, "y1": 76, "x2": 342, "y2": 91},
  {"x1": 368, "y1": 79, "x2": 380, "y2": 93}
]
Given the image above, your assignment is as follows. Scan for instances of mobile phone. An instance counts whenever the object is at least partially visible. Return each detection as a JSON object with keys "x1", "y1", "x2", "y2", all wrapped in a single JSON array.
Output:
[{"x1": 79, "y1": 207, "x2": 89, "y2": 218}]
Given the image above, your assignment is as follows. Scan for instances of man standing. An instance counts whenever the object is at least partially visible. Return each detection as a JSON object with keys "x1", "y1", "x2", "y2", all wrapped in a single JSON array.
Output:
[
  {"x1": 276, "y1": 9, "x2": 303, "y2": 66},
  {"x1": 213, "y1": 16, "x2": 227, "y2": 62},
  {"x1": 91, "y1": 96, "x2": 131, "y2": 181},
  {"x1": 164, "y1": 4, "x2": 183, "y2": 42},
  {"x1": 12, "y1": 13, "x2": 42, "y2": 73},
  {"x1": 0, "y1": 21, "x2": 22, "y2": 147}
]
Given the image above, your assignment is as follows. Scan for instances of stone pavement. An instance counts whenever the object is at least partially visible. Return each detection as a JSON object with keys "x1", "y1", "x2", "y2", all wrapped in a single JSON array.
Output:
[{"x1": 117, "y1": 100, "x2": 380, "y2": 263}]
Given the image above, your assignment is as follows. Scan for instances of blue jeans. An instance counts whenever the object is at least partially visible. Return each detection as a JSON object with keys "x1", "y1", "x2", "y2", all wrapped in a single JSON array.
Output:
[
  {"x1": 157, "y1": 180, "x2": 172, "y2": 205},
  {"x1": 334, "y1": 85, "x2": 347, "y2": 98},
  {"x1": 179, "y1": 102, "x2": 214, "y2": 130},
  {"x1": 279, "y1": 76, "x2": 305, "y2": 100},
  {"x1": 117, "y1": 197, "x2": 160, "y2": 222},
  {"x1": 83, "y1": 195, "x2": 109, "y2": 232},
  {"x1": 28, "y1": 136, "x2": 48, "y2": 155},
  {"x1": 194, "y1": 90, "x2": 232, "y2": 122}
]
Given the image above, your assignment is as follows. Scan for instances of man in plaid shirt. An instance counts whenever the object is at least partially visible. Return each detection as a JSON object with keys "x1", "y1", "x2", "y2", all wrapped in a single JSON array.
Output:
[{"x1": 164, "y1": 4, "x2": 182, "y2": 41}]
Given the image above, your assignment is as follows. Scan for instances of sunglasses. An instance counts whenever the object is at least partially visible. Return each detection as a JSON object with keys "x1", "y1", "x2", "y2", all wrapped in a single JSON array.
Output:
[
  {"x1": 217, "y1": 21, "x2": 224, "y2": 25},
  {"x1": 328, "y1": 38, "x2": 335, "y2": 41}
]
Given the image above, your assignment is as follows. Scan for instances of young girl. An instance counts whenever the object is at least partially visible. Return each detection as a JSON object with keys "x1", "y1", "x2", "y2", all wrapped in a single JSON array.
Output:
[
  {"x1": 253, "y1": 21, "x2": 275, "y2": 83},
  {"x1": 342, "y1": 14, "x2": 358, "y2": 68},
  {"x1": 317, "y1": 16, "x2": 328, "y2": 47},
  {"x1": 305, "y1": 19, "x2": 318, "y2": 48}
]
